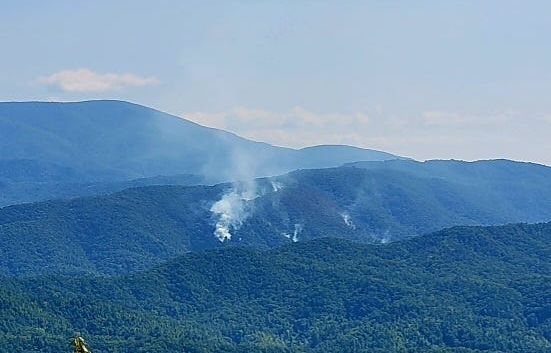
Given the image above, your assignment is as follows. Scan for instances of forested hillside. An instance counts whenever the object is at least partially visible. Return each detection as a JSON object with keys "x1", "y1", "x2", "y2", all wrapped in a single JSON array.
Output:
[
  {"x1": 2, "y1": 163, "x2": 551, "y2": 277},
  {"x1": 1, "y1": 222, "x2": 549, "y2": 353}
]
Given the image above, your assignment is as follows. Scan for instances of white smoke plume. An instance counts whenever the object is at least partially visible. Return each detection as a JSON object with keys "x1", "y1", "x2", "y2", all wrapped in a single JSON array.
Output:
[
  {"x1": 209, "y1": 145, "x2": 261, "y2": 242},
  {"x1": 292, "y1": 223, "x2": 302, "y2": 242},
  {"x1": 281, "y1": 223, "x2": 302, "y2": 243},
  {"x1": 380, "y1": 230, "x2": 391, "y2": 244},
  {"x1": 340, "y1": 212, "x2": 355, "y2": 229},
  {"x1": 210, "y1": 188, "x2": 256, "y2": 242},
  {"x1": 270, "y1": 180, "x2": 284, "y2": 192}
]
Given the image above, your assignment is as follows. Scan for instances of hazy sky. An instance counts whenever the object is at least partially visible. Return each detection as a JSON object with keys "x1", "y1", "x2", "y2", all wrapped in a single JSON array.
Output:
[{"x1": 2, "y1": 0, "x2": 551, "y2": 164}]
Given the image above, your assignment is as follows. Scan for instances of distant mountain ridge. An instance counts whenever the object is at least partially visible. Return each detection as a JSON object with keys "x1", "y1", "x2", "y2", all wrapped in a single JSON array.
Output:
[
  {"x1": 1, "y1": 160, "x2": 550, "y2": 277},
  {"x1": 0, "y1": 100, "x2": 402, "y2": 180},
  {"x1": 0, "y1": 100, "x2": 404, "y2": 206},
  {"x1": 346, "y1": 158, "x2": 551, "y2": 182},
  {"x1": 0, "y1": 160, "x2": 205, "y2": 207}
]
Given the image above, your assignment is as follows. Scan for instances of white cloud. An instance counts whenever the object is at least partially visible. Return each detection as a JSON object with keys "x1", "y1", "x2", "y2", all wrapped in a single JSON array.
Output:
[
  {"x1": 183, "y1": 106, "x2": 370, "y2": 147},
  {"x1": 38, "y1": 68, "x2": 159, "y2": 92},
  {"x1": 422, "y1": 110, "x2": 514, "y2": 127},
  {"x1": 180, "y1": 106, "x2": 551, "y2": 166}
]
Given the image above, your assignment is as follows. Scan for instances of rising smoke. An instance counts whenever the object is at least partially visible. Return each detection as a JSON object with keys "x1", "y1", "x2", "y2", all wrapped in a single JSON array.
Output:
[
  {"x1": 282, "y1": 223, "x2": 302, "y2": 242},
  {"x1": 210, "y1": 174, "x2": 289, "y2": 242},
  {"x1": 380, "y1": 230, "x2": 391, "y2": 244},
  {"x1": 209, "y1": 145, "x2": 262, "y2": 242},
  {"x1": 210, "y1": 185, "x2": 257, "y2": 242},
  {"x1": 292, "y1": 223, "x2": 302, "y2": 242},
  {"x1": 209, "y1": 147, "x2": 288, "y2": 242},
  {"x1": 340, "y1": 212, "x2": 355, "y2": 229},
  {"x1": 270, "y1": 179, "x2": 285, "y2": 192}
]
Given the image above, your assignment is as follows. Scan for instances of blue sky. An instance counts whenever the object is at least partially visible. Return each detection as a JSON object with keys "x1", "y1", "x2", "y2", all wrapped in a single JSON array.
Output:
[{"x1": 2, "y1": 0, "x2": 551, "y2": 164}]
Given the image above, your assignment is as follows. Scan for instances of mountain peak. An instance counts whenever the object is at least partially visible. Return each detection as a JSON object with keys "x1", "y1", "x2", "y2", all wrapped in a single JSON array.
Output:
[{"x1": 0, "y1": 100, "x2": 404, "y2": 183}]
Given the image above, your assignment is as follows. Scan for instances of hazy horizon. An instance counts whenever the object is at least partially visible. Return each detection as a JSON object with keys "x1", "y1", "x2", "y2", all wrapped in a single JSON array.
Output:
[{"x1": 2, "y1": 0, "x2": 550, "y2": 164}]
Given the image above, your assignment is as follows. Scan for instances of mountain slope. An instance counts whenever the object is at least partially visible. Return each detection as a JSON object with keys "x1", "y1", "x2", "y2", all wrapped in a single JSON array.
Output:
[
  {"x1": 1, "y1": 222, "x2": 550, "y2": 353},
  {"x1": 0, "y1": 100, "x2": 401, "y2": 181},
  {"x1": 0, "y1": 100, "x2": 404, "y2": 206},
  {"x1": 346, "y1": 158, "x2": 551, "y2": 185},
  {"x1": 1, "y1": 161, "x2": 551, "y2": 277},
  {"x1": 0, "y1": 167, "x2": 205, "y2": 207}
]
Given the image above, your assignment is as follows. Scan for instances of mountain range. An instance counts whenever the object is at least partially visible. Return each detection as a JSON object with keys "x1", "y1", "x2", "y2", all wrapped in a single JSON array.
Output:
[
  {"x1": 1, "y1": 100, "x2": 550, "y2": 353},
  {"x1": 1, "y1": 159, "x2": 550, "y2": 277},
  {"x1": 0, "y1": 100, "x2": 402, "y2": 206}
]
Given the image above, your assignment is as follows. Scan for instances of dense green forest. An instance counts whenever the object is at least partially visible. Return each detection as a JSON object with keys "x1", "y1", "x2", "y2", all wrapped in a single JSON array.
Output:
[
  {"x1": 1, "y1": 222, "x2": 549, "y2": 352},
  {"x1": 1, "y1": 164, "x2": 551, "y2": 276}
]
